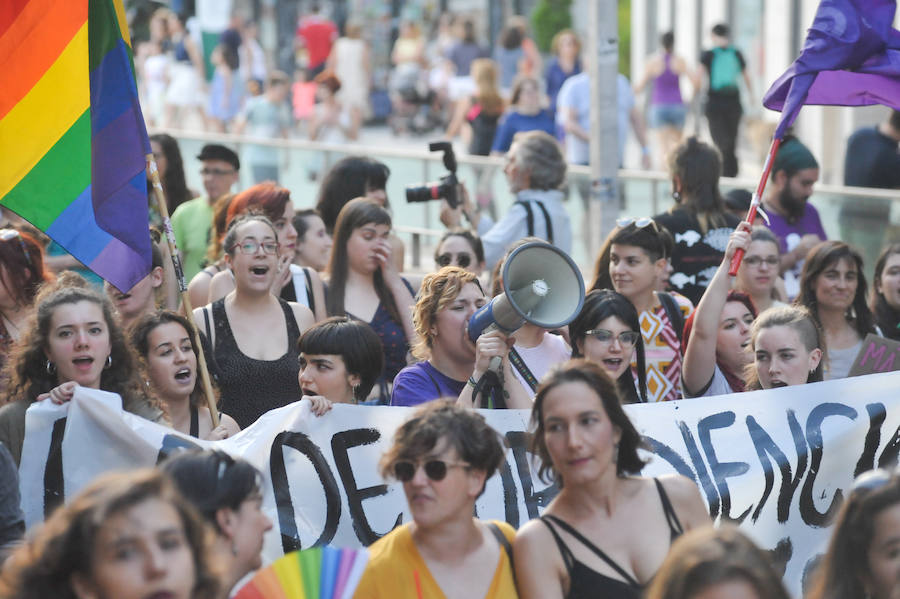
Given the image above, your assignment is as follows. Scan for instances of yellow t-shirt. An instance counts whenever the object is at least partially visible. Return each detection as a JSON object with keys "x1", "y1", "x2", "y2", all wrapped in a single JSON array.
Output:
[{"x1": 353, "y1": 521, "x2": 518, "y2": 599}]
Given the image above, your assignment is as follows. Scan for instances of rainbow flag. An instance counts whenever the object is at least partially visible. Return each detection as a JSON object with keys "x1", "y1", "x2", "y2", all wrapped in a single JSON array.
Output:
[{"x1": 0, "y1": 0, "x2": 152, "y2": 292}]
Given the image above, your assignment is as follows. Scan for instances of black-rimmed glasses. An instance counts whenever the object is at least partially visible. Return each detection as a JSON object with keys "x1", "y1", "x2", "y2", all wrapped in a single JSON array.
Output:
[
  {"x1": 230, "y1": 239, "x2": 279, "y2": 255},
  {"x1": 392, "y1": 459, "x2": 470, "y2": 482}
]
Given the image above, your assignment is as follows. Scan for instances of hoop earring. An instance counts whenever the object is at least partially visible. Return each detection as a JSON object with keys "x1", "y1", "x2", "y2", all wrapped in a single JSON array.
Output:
[
  {"x1": 46, "y1": 360, "x2": 55, "y2": 375},
  {"x1": 672, "y1": 190, "x2": 681, "y2": 202},
  {"x1": 352, "y1": 383, "x2": 360, "y2": 401},
  {"x1": 105, "y1": 355, "x2": 112, "y2": 370}
]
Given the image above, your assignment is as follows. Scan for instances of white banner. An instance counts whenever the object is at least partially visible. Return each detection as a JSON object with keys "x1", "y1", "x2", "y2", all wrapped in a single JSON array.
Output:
[{"x1": 18, "y1": 372, "x2": 900, "y2": 597}]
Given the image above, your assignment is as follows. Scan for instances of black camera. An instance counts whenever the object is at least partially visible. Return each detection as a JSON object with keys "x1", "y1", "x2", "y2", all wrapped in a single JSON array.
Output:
[{"x1": 405, "y1": 141, "x2": 460, "y2": 209}]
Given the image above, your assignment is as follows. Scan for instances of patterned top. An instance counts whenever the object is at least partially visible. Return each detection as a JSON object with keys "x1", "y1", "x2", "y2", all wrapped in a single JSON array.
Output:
[
  {"x1": 636, "y1": 299, "x2": 693, "y2": 402},
  {"x1": 203, "y1": 298, "x2": 302, "y2": 428}
]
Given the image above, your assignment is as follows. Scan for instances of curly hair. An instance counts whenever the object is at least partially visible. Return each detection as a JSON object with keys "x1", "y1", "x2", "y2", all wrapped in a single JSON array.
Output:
[
  {"x1": 411, "y1": 266, "x2": 484, "y2": 360},
  {"x1": 0, "y1": 228, "x2": 53, "y2": 309},
  {"x1": 379, "y1": 400, "x2": 506, "y2": 494},
  {"x1": 531, "y1": 359, "x2": 647, "y2": 486},
  {"x1": 0, "y1": 469, "x2": 220, "y2": 599},
  {"x1": 2, "y1": 273, "x2": 161, "y2": 418}
]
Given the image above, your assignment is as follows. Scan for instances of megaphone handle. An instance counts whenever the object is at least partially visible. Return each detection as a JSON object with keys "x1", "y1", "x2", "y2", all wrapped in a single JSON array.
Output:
[{"x1": 488, "y1": 356, "x2": 502, "y2": 374}]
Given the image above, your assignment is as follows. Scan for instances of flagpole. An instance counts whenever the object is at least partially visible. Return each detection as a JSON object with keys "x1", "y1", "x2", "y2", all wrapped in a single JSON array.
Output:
[
  {"x1": 728, "y1": 137, "x2": 782, "y2": 276},
  {"x1": 147, "y1": 155, "x2": 221, "y2": 428}
]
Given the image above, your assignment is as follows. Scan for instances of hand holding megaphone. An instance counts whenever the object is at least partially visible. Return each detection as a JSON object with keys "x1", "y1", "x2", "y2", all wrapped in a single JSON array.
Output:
[{"x1": 471, "y1": 329, "x2": 517, "y2": 379}]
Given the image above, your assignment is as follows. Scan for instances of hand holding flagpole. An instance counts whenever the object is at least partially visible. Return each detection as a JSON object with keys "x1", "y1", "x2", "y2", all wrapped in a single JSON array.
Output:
[
  {"x1": 728, "y1": 137, "x2": 780, "y2": 275},
  {"x1": 147, "y1": 155, "x2": 220, "y2": 428}
]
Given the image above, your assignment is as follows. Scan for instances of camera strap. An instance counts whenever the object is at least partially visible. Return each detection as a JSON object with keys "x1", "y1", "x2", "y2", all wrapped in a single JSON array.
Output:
[{"x1": 515, "y1": 199, "x2": 554, "y2": 244}]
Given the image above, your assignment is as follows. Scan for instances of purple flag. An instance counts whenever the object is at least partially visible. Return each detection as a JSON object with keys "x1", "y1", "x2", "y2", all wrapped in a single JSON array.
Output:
[{"x1": 763, "y1": 0, "x2": 900, "y2": 139}]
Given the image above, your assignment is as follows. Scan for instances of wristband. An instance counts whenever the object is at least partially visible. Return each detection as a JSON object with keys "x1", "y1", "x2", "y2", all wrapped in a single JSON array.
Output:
[{"x1": 467, "y1": 376, "x2": 478, "y2": 390}]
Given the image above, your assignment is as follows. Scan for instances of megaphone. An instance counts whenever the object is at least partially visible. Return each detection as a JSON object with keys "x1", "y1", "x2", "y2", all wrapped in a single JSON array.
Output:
[{"x1": 467, "y1": 241, "x2": 585, "y2": 347}]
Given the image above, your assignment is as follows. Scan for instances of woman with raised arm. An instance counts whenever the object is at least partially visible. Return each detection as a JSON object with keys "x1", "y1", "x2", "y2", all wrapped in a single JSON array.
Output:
[
  {"x1": 681, "y1": 222, "x2": 757, "y2": 397},
  {"x1": 131, "y1": 310, "x2": 240, "y2": 440},
  {"x1": 325, "y1": 199, "x2": 416, "y2": 403},
  {"x1": 514, "y1": 360, "x2": 709, "y2": 599},
  {"x1": 194, "y1": 214, "x2": 314, "y2": 428}
]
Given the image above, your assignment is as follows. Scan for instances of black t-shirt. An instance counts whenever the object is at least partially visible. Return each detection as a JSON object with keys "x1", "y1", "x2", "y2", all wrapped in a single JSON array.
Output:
[
  {"x1": 654, "y1": 208, "x2": 741, "y2": 305},
  {"x1": 844, "y1": 126, "x2": 900, "y2": 189}
]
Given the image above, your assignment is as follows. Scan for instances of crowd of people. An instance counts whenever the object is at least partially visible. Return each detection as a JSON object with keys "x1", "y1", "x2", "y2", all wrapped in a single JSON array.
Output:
[{"x1": 0, "y1": 6, "x2": 899, "y2": 596}]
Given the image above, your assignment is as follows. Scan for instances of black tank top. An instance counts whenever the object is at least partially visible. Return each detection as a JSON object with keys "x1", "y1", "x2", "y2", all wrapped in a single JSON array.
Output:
[
  {"x1": 540, "y1": 478, "x2": 684, "y2": 599},
  {"x1": 206, "y1": 298, "x2": 302, "y2": 428}
]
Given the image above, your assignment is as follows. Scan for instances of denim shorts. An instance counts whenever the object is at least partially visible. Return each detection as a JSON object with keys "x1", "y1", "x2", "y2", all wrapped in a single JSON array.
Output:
[{"x1": 650, "y1": 103, "x2": 687, "y2": 128}]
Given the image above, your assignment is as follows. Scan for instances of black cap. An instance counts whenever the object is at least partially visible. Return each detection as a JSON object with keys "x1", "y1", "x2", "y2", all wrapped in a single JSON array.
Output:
[
  {"x1": 197, "y1": 144, "x2": 240, "y2": 171},
  {"x1": 724, "y1": 188, "x2": 752, "y2": 212}
]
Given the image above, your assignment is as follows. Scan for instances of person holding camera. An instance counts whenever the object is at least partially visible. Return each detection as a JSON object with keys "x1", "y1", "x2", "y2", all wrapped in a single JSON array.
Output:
[{"x1": 442, "y1": 130, "x2": 572, "y2": 271}]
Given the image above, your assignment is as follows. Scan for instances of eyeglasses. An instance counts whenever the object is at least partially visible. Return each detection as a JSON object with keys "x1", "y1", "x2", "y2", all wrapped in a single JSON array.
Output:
[
  {"x1": 584, "y1": 329, "x2": 640, "y2": 346},
  {"x1": 436, "y1": 252, "x2": 473, "y2": 268},
  {"x1": 230, "y1": 239, "x2": 279, "y2": 255},
  {"x1": 201, "y1": 167, "x2": 236, "y2": 177},
  {"x1": 743, "y1": 256, "x2": 779, "y2": 267},
  {"x1": 0, "y1": 229, "x2": 30, "y2": 263},
  {"x1": 392, "y1": 459, "x2": 470, "y2": 482}
]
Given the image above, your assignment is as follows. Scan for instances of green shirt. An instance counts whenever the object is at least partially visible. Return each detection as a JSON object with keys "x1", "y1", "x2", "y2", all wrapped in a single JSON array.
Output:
[{"x1": 171, "y1": 196, "x2": 213, "y2": 281}]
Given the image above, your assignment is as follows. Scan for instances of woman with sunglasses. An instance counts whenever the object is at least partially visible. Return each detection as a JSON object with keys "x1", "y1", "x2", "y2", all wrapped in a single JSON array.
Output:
[
  {"x1": 391, "y1": 266, "x2": 531, "y2": 409},
  {"x1": 354, "y1": 400, "x2": 516, "y2": 599},
  {"x1": 807, "y1": 468, "x2": 900, "y2": 599},
  {"x1": 208, "y1": 183, "x2": 327, "y2": 322},
  {"x1": 514, "y1": 360, "x2": 709, "y2": 599},
  {"x1": 194, "y1": 214, "x2": 315, "y2": 428},
  {"x1": 162, "y1": 450, "x2": 273, "y2": 598},
  {"x1": 569, "y1": 289, "x2": 647, "y2": 403},
  {"x1": 326, "y1": 199, "x2": 416, "y2": 403},
  {"x1": 434, "y1": 228, "x2": 486, "y2": 277},
  {"x1": 0, "y1": 228, "x2": 52, "y2": 387},
  {"x1": 681, "y1": 223, "x2": 757, "y2": 397},
  {"x1": 653, "y1": 136, "x2": 741, "y2": 305},
  {"x1": 733, "y1": 226, "x2": 787, "y2": 314}
]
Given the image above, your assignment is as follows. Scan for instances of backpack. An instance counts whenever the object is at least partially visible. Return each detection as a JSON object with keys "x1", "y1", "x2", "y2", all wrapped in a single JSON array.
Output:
[
  {"x1": 658, "y1": 292, "x2": 685, "y2": 344},
  {"x1": 709, "y1": 46, "x2": 741, "y2": 91}
]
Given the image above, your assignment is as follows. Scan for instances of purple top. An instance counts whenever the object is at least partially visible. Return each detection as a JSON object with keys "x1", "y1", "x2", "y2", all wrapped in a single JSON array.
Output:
[
  {"x1": 391, "y1": 361, "x2": 464, "y2": 407},
  {"x1": 652, "y1": 54, "x2": 683, "y2": 106},
  {"x1": 763, "y1": 202, "x2": 827, "y2": 255}
]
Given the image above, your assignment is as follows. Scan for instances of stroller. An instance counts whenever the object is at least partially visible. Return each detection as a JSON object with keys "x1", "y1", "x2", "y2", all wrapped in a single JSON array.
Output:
[{"x1": 388, "y1": 63, "x2": 441, "y2": 135}]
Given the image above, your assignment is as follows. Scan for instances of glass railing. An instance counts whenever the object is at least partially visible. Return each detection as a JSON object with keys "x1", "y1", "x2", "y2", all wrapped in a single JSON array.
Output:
[{"x1": 160, "y1": 130, "x2": 900, "y2": 281}]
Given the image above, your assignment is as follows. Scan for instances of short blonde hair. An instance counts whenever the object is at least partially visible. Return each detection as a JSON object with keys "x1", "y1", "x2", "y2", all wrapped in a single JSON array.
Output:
[{"x1": 411, "y1": 267, "x2": 483, "y2": 360}]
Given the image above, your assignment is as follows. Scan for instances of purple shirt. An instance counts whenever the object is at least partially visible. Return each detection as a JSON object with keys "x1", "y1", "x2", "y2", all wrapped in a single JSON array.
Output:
[
  {"x1": 764, "y1": 202, "x2": 827, "y2": 298},
  {"x1": 390, "y1": 361, "x2": 464, "y2": 407}
]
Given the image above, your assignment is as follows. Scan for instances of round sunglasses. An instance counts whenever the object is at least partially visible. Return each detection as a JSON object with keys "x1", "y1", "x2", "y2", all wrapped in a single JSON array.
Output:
[{"x1": 392, "y1": 459, "x2": 470, "y2": 482}]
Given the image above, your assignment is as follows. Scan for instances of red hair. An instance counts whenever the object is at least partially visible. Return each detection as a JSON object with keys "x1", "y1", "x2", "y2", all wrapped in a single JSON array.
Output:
[
  {"x1": 682, "y1": 290, "x2": 756, "y2": 393},
  {"x1": 225, "y1": 182, "x2": 292, "y2": 228}
]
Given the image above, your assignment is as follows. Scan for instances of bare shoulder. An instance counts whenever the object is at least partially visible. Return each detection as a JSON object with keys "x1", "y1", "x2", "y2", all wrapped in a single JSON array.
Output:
[
  {"x1": 655, "y1": 473, "x2": 710, "y2": 530},
  {"x1": 514, "y1": 517, "x2": 565, "y2": 599},
  {"x1": 220, "y1": 413, "x2": 241, "y2": 435},
  {"x1": 288, "y1": 301, "x2": 316, "y2": 332}
]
